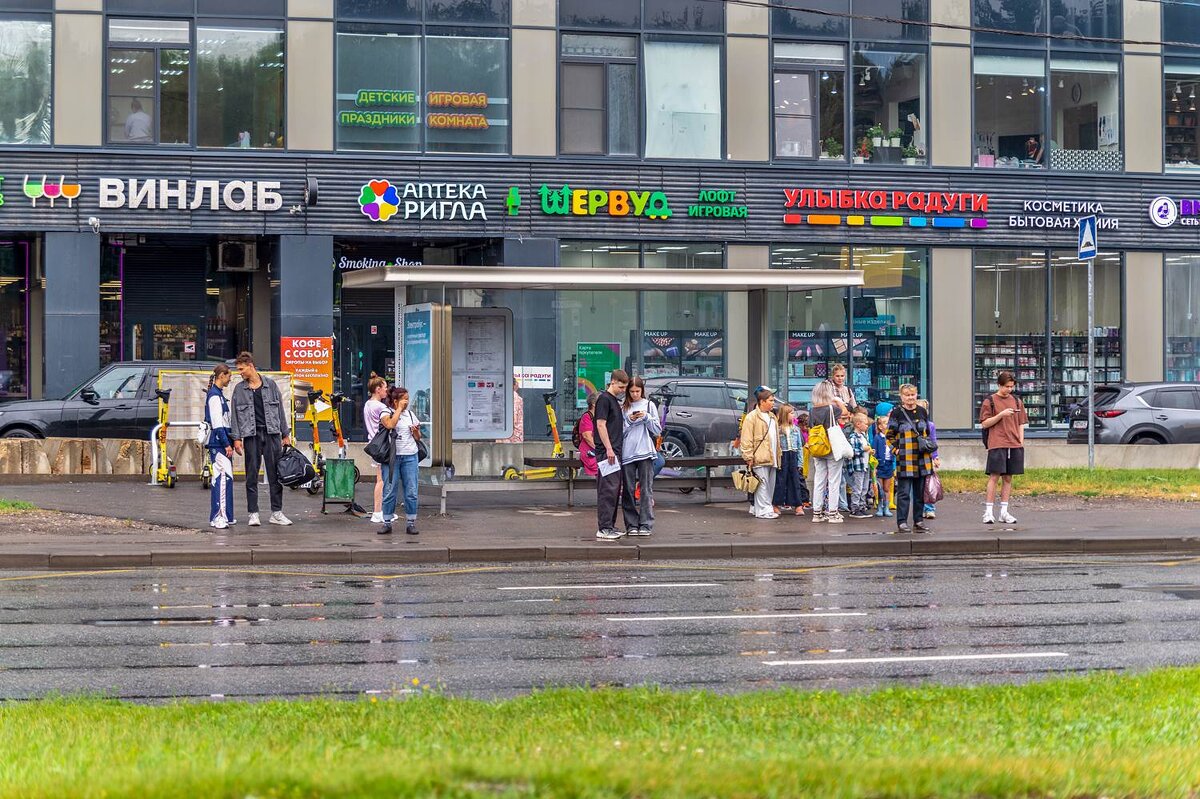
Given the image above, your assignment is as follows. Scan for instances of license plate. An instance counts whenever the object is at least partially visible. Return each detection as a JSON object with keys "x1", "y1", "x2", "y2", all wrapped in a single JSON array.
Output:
[{"x1": 1072, "y1": 420, "x2": 1088, "y2": 429}]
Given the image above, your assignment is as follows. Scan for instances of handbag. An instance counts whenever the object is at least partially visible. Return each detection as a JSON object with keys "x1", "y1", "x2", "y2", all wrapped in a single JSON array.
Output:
[
  {"x1": 901, "y1": 408, "x2": 936, "y2": 454},
  {"x1": 407, "y1": 412, "x2": 429, "y2": 461},
  {"x1": 275, "y1": 444, "x2": 317, "y2": 488},
  {"x1": 924, "y1": 472, "x2": 945, "y2": 504},
  {"x1": 732, "y1": 467, "x2": 761, "y2": 494},
  {"x1": 827, "y1": 423, "x2": 854, "y2": 461},
  {"x1": 364, "y1": 426, "x2": 393, "y2": 465}
]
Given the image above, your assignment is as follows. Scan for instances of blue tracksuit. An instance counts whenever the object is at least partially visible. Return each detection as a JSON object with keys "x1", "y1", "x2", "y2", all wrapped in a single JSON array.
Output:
[{"x1": 205, "y1": 385, "x2": 234, "y2": 524}]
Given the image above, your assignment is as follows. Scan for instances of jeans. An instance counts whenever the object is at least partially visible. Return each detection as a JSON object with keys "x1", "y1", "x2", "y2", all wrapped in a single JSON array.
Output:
[
  {"x1": 896, "y1": 476, "x2": 927, "y2": 527},
  {"x1": 847, "y1": 470, "x2": 871, "y2": 515},
  {"x1": 752, "y1": 465, "x2": 777, "y2": 518},
  {"x1": 596, "y1": 468, "x2": 622, "y2": 531},
  {"x1": 621, "y1": 457, "x2": 655, "y2": 530},
  {"x1": 383, "y1": 453, "x2": 419, "y2": 521},
  {"x1": 208, "y1": 448, "x2": 234, "y2": 524},
  {"x1": 811, "y1": 456, "x2": 844, "y2": 515},
  {"x1": 243, "y1": 432, "x2": 283, "y2": 514}
]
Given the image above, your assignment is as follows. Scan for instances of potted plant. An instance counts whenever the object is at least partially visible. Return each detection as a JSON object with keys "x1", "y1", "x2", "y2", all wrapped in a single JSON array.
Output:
[
  {"x1": 867, "y1": 124, "x2": 885, "y2": 148},
  {"x1": 889, "y1": 128, "x2": 904, "y2": 147},
  {"x1": 821, "y1": 136, "x2": 843, "y2": 160},
  {"x1": 853, "y1": 137, "x2": 872, "y2": 164},
  {"x1": 902, "y1": 144, "x2": 920, "y2": 165}
]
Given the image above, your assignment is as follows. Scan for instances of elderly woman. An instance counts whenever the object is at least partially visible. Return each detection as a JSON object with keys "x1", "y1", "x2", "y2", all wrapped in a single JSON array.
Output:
[{"x1": 885, "y1": 384, "x2": 934, "y2": 535}]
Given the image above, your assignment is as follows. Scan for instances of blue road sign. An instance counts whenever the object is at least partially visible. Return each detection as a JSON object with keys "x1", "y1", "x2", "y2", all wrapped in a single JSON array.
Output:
[{"x1": 1077, "y1": 215, "x2": 1098, "y2": 260}]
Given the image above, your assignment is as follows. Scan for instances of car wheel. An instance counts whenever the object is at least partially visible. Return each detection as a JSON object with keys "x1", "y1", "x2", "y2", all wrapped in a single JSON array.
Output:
[
  {"x1": 660, "y1": 435, "x2": 690, "y2": 459},
  {"x1": 1, "y1": 427, "x2": 39, "y2": 439},
  {"x1": 1131, "y1": 434, "x2": 1165, "y2": 445}
]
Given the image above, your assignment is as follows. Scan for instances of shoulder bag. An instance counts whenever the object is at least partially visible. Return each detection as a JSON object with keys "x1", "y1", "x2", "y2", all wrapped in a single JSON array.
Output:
[
  {"x1": 807, "y1": 404, "x2": 834, "y2": 458},
  {"x1": 981, "y1": 396, "x2": 994, "y2": 448},
  {"x1": 365, "y1": 425, "x2": 394, "y2": 465},
  {"x1": 901, "y1": 408, "x2": 937, "y2": 454},
  {"x1": 732, "y1": 467, "x2": 761, "y2": 494},
  {"x1": 408, "y1": 411, "x2": 429, "y2": 461}
]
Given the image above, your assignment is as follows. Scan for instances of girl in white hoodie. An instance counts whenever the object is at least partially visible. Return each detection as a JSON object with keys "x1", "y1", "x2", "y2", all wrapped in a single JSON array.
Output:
[{"x1": 620, "y1": 377, "x2": 662, "y2": 536}]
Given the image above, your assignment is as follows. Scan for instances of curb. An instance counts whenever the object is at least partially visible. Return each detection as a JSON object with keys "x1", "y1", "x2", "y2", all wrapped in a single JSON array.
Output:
[{"x1": 3, "y1": 536, "x2": 1200, "y2": 570}]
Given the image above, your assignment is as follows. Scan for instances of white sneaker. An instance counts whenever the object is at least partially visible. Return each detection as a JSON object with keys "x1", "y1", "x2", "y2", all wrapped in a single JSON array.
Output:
[
  {"x1": 247, "y1": 512, "x2": 261, "y2": 527},
  {"x1": 369, "y1": 512, "x2": 384, "y2": 524},
  {"x1": 999, "y1": 510, "x2": 1017, "y2": 524},
  {"x1": 811, "y1": 512, "x2": 826, "y2": 523},
  {"x1": 596, "y1": 528, "x2": 624, "y2": 541},
  {"x1": 269, "y1": 512, "x2": 293, "y2": 526},
  {"x1": 826, "y1": 513, "x2": 845, "y2": 524},
  {"x1": 757, "y1": 511, "x2": 780, "y2": 520},
  {"x1": 983, "y1": 510, "x2": 995, "y2": 525},
  {"x1": 211, "y1": 518, "x2": 228, "y2": 530}
]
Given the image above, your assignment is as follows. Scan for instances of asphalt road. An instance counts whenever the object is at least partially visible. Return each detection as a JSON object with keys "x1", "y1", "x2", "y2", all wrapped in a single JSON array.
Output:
[{"x1": 3, "y1": 555, "x2": 1200, "y2": 701}]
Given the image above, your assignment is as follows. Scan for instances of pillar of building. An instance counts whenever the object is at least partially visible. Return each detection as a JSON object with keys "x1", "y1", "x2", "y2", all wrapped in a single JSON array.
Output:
[{"x1": 44, "y1": 232, "x2": 100, "y2": 398}]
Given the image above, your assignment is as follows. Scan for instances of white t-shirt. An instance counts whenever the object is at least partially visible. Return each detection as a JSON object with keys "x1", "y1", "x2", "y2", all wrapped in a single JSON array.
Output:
[
  {"x1": 383, "y1": 408, "x2": 420, "y2": 456},
  {"x1": 363, "y1": 398, "x2": 388, "y2": 439}
]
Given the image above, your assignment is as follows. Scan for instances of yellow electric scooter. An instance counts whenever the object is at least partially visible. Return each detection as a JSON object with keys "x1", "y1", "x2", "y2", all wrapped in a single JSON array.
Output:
[
  {"x1": 153, "y1": 388, "x2": 178, "y2": 488},
  {"x1": 501, "y1": 391, "x2": 569, "y2": 480}
]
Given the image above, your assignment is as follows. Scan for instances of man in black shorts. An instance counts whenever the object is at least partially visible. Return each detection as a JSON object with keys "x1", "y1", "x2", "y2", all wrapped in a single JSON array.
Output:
[{"x1": 979, "y1": 371, "x2": 1028, "y2": 525}]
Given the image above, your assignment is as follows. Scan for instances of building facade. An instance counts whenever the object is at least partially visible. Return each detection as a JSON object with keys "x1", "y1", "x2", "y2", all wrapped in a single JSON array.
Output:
[{"x1": 0, "y1": 0, "x2": 1195, "y2": 436}]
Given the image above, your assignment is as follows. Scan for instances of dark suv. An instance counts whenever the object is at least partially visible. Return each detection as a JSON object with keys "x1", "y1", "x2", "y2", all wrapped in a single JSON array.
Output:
[
  {"x1": 1066, "y1": 382, "x2": 1200, "y2": 444},
  {"x1": 0, "y1": 361, "x2": 204, "y2": 439},
  {"x1": 643, "y1": 378, "x2": 748, "y2": 457}
]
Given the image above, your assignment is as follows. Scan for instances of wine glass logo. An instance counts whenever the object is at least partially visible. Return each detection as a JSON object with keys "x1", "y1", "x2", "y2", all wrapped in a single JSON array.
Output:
[
  {"x1": 23, "y1": 175, "x2": 45, "y2": 207},
  {"x1": 43, "y1": 176, "x2": 63, "y2": 207},
  {"x1": 60, "y1": 182, "x2": 81, "y2": 208}
]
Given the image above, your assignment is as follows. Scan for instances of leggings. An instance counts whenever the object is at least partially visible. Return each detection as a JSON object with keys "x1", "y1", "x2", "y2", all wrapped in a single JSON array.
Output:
[{"x1": 208, "y1": 448, "x2": 234, "y2": 524}]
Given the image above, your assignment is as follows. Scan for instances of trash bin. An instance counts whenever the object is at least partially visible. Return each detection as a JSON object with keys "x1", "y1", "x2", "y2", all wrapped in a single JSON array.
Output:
[{"x1": 322, "y1": 458, "x2": 359, "y2": 514}]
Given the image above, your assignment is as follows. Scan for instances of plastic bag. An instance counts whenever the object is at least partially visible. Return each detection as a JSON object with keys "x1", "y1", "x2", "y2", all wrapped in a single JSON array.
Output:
[{"x1": 924, "y1": 472, "x2": 945, "y2": 504}]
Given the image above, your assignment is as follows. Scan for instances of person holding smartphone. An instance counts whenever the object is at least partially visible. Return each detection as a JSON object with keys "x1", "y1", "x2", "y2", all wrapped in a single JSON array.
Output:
[
  {"x1": 620, "y1": 376, "x2": 662, "y2": 537},
  {"x1": 980, "y1": 371, "x2": 1028, "y2": 525},
  {"x1": 378, "y1": 385, "x2": 422, "y2": 536}
]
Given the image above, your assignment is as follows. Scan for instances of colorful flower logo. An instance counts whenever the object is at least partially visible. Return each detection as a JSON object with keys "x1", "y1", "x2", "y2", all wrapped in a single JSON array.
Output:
[{"x1": 358, "y1": 179, "x2": 400, "y2": 222}]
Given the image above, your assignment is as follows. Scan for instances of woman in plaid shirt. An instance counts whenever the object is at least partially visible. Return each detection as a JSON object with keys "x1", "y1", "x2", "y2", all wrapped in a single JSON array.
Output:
[{"x1": 885, "y1": 384, "x2": 934, "y2": 534}]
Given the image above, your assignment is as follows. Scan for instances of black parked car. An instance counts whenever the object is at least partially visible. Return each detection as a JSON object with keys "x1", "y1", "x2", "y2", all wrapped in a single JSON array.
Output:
[
  {"x1": 643, "y1": 377, "x2": 749, "y2": 457},
  {"x1": 0, "y1": 361, "x2": 205, "y2": 440}
]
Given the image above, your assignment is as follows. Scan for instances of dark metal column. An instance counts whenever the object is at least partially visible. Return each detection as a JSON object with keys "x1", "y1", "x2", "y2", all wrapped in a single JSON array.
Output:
[
  {"x1": 277, "y1": 234, "x2": 335, "y2": 359},
  {"x1": 44, "y1": 233, "x2": 99, "y2": 398}
]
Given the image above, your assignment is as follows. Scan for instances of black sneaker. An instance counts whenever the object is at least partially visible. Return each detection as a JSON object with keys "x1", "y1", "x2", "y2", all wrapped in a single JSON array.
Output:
[
  {"x1": 406, "y1": 522, "x2": 418, "y2": 535},
  {"x1": 377, "y1": 524, "x2": 393, "y2": 536},
  {"x1": 897, "y1": 523, "x2": 912, "y2": 534},
  {"x1": 914, "y1": 522, "x2": 931, "y2": 534}
]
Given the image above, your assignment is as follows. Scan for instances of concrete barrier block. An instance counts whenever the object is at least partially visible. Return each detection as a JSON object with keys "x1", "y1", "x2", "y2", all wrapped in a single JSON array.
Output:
[
  {"x1": 20, "y1": 440, "x2": 50, "y2": 475},
  {"x1": 108, "y1": 439, "x2": 145, "y2": 475},
  {"x1": 49, "y1": 438, "x2": 82, "y2": 475},
  {"x1": 78, "y1": 439, "x2": 112, "y2": 475},
  {"x1": 0, "y1": 440, "x2": 21, "y2": 474}
]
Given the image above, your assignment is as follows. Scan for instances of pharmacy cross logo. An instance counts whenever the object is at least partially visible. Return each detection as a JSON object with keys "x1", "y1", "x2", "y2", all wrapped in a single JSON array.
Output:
[
  {"x1": 358, "y1": 179, "x2": 400, "y2": 222},
  {"x1": 1149, "y1": 196, "x2": 1178, "y2": 228}
]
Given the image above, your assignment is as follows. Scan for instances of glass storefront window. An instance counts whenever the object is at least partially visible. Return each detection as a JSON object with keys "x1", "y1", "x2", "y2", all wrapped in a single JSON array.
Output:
[
  {"x1": 1163, "y1": 0, "x2": 1200, "y2": 54},
  {"x1": 972, "y1": 249, "x2": 1123, "y2": 429},
  {"x1": 1048, "y1": 250, "x2": 1122, "y2": 425},
  {"x1": 1166, "y1": 254, "x2": 1200, "y2": 381},
  {"x1": 1048, "y1": 55, "x2": 1121, "y2": 172},
  {"x1": 426, "y1": 0, "x2": 509, "y2": 24},
  {"x1": 643, "y1": 39, "x2": 721, "y2": 159},
  {"x1": 974, "y1": 51, "x2": 1046, "y2": 168},
  {"x1": 336, "y1": 28, "x2": 421, "y2": 152},
  {"x1": 853, "y1": 0, "x2": 928, "y2": 41},
  {"x1": 769, "y1": 246, "x2": 926, "y2": 409},
  {"x1": 559, "y1": 0, "x2": 640, "y2": 28},
  {"x1": 851, "y1": 45, "x2": 927, "y2": 165},
  {"x1": 100, "y1": 245, "x2": 123, "y2": 367},
  {"x1": 773, "y1": 43, "x2": 845, "y2": 160},
  {"x1": 642, "y1": 243, "x2": 725, "y2": 377},
  {"x1": 975, "y1": 0, "x2": 1044, "y2": 43},
  {"x1": 425, "y1": 32, "x2": 508, "y2": 154},
  {"x1": 644, "y1": 0, "x2": 721, "y2": 31},
  {"x1": 560, "y1": 34, "x2": 639, "y2": 156},
  {"x1": 773, "y1": 0, "x2": 848, "y2": 39},
  {"x1": 196, "y1": 26, "x2": 285, "y2": 148},
  {"x1": 0, "y1": 18, "x2": 52, "y2": 145},
  {"x1": 1049, "y1": 0, "x2": 1121, "y2": 43},
  {"x1": 1165, "y1": 61, "x2": 1200, "y2": 171},
  {"x1": 0, "y1": 242, "x2": 29, "y2": 400},
  {"x1": 338, "y1": 0, "x2": 422, "y2": 21}
]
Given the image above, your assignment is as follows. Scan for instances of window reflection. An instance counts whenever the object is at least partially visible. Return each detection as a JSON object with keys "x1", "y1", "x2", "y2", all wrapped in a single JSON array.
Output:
[
  {"x1": 0, "y1": 19, "x2": 51, "y2": 145},
  {"x1": 197, "y1": 26, "x2": 285, "y2": 149}
]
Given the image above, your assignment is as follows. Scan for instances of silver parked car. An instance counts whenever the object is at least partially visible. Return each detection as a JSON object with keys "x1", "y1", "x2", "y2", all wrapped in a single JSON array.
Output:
[{"x1": 1066, "y1": 382, "x2": 1200, "y2": 444}]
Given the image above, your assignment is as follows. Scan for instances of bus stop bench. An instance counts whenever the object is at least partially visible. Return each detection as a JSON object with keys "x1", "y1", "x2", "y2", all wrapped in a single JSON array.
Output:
[{"x1": 520, "y1": 454, "x2": 744, "y2": 506}]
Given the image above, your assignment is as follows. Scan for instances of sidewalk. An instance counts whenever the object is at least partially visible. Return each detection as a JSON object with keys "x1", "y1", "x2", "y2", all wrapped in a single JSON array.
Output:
[{"x1": 1, "y1": 478, "x2": 1199, "y2": 569}]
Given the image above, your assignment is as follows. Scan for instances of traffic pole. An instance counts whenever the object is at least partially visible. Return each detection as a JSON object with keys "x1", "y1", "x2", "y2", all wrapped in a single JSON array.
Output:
[{"x1": 1087, "y1": 255, "x2": 1095, "y2": 470}]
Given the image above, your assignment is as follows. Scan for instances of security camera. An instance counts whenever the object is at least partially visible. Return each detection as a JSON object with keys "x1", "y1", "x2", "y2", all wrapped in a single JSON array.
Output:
[{"x1": 87, "y1": 217, "x2": 100, "y2": 234}]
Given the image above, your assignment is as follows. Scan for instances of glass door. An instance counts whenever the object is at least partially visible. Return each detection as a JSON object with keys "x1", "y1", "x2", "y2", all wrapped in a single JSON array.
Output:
[{"x1": 128, "y1": 319, "x2": 201, "y2": 361}]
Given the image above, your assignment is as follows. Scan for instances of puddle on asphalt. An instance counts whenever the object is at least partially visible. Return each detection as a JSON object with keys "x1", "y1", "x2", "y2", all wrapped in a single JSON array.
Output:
[{"x1": 84, "y1": 617, "x2": 270, "y2": 627}]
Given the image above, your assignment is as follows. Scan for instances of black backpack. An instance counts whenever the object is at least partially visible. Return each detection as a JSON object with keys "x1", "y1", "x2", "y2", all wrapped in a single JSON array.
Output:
[
  {"x1": 572, "y1": 411, "x2": 591, "y2": 449},
  {"x1": 981, "y1": 396, "x2": 993, "y2": 447},
  {"x1": 276, "y1": 445, "x2": 318, "y2": 488}
]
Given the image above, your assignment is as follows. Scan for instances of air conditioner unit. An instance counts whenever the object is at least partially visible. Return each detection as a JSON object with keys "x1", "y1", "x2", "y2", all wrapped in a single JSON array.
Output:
[{"x1": 218, "y1": 241, "x2": 258, "y2": 272}]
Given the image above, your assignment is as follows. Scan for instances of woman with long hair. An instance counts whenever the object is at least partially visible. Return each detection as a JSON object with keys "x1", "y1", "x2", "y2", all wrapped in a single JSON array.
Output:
[
  {"x1": 620, "y1": 376, "x2": 661, "y2": 536},
  {"x1": 771, "y1": 403, "x2": 805, "y2": 516},
  {"x1": 377, "y1": 385, "x2": 422, "y2": 535},
  {"x1": 362, "y1": 374, "x2": 389, "y2": 524},
  {"x1": 203, "y1": 364, "x2": 235, "y2": 529}
]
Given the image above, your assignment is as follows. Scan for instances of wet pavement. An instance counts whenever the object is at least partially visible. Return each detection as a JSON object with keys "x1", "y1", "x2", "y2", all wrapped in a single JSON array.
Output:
[{"x1": 3, "y1": 554, "x2": 1200, "y2": 701}]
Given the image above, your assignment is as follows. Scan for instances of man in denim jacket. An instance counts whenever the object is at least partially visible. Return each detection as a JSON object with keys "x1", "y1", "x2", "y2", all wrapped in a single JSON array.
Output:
[{"x1": 229, "y1": 351, "x2": 292, "y2": 527}]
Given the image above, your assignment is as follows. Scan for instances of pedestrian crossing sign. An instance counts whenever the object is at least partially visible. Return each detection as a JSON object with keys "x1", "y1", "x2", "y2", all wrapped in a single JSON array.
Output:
[{"x1": 1077, "y1": 215, "x2": 1098, "y2": 260}]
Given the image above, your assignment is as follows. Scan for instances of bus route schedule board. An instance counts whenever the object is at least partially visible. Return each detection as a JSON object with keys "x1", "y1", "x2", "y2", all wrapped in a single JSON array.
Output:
[{"x1": 451, "y1": 308, "x2": 513, "y2": 440}]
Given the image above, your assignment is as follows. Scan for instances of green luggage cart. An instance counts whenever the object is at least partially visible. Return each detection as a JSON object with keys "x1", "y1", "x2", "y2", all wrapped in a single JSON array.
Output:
[{"x1": 322, "y1": 458, "x2": 365, "y2": 515}]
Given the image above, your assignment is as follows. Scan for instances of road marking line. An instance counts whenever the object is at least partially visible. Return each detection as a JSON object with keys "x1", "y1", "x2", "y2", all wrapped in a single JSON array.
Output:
[
  {"x1": 606, "y1": 612, "x2": 867, "y2": 622},
  {"x1": 0, "y1": 569, "x2": 137, "y2": 582},
  {"x1": 595, "y1": 559, "x2": 912, "y2": 575},
  {"x1": 499, "y1": 582, "x2": 721, "y2": 591},
  {"x1": 763, "y1": 651, "x2": 1069, "y2": 666},
  {"x1": 184, "y1": 566, "x2": 506, "y2": 581}
]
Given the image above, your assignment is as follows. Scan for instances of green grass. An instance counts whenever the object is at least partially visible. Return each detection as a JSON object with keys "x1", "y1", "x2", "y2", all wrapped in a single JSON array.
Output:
[
  {"x1": 6, "y1": 668, "x2": 1200, "y2": 797},
  {"x1": 938, "y1": 467, "x2": 1200, "y2": 501},
  {"x1": 0, "y1": 499, "x2": 34, "y2": 513}
]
